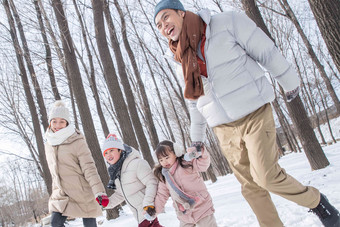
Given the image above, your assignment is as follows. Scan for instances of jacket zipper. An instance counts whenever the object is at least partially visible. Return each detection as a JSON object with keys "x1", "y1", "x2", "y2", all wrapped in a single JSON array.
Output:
[{"x1": 119, "y1": 171, "x2": 140, "y2": 223}]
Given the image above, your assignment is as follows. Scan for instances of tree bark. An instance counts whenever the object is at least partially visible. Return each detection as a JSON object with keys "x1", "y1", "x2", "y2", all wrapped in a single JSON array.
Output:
[
  {"x1": 285, "y1": 96, "x2": 329, "y2": 169},
  {"x1": 111, "y1": 0, "x2": 160, "y2": 150},
  {"x1": 36, "y1": 0, "x2": 79, "y2": 128},
  {"x1": 124, "y1": 8, "x2": 176, "y2": 141},
  {"x1": 308, "y1": 0, "x2": 340, "y2": 73}
]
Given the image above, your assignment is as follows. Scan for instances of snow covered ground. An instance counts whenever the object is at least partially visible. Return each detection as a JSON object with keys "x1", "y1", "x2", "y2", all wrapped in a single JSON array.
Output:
[{"x1": 63, "y1": 119, "x2": 340, "y2": 227}]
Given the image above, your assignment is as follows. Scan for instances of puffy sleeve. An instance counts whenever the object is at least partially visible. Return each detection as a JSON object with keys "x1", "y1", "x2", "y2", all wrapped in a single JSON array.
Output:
[
  {"x1": 154, "y1": 181, "x2": 170, "y2": 214},
  {"x1": 76, "y1": 137, "x2": 105, "y2": 196},
  {"x1": 231, "y1": 11, "x2": 300, "y2": 91},
  {"x1": 136, "y1": 159, "x2": 158, "y2": 207},
  {"x1": 106, "y1": 185, "x2": 125, "y2": 209},
  {"x1": 192, "y1": 148, "x2": 211, "y2": 172},
  {"x1": 188, "y1": 100, "x2": 207, "y2": 142}
]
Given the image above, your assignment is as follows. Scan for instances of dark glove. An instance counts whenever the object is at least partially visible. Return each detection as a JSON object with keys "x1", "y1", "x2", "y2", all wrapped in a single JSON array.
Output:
[
  {"x1": 144, "y1": 206, "x2": 156, "y2": 216},
  {"x1": 96, "y1": 193, "x2": 109, "y2": 208},
  {"x1": 191, "y1": 141, "x2": 204, "y2": 152},
  {"x1": 184, "y1": 141, "x2": 203, "y2": 161},
  {"x1": 286, "y1": 86, "x2": 299, "y2": 102}
]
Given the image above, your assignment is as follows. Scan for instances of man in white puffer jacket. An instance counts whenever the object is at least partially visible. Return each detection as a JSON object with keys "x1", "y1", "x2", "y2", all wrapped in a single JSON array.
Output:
[{"x1": 154, "y1": 0, "x2": 340, "y2": 227}]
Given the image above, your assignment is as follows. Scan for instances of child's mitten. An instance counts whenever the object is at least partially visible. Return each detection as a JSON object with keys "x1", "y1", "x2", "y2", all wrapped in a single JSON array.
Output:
[{"x1": 95, "y1": 193, "x2": 109, "y2": 208}]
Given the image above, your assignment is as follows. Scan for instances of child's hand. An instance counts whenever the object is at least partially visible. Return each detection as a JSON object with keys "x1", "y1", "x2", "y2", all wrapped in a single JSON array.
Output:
[
  {"x1": 95, "y1": 193, "x2": 109, "y2": 208},
  {"x1": 144, "y1": 205, "x2": 156, "y2": 216},
  {"x1": 143, "y1": 206, "x2": 156, "y2": 221}
]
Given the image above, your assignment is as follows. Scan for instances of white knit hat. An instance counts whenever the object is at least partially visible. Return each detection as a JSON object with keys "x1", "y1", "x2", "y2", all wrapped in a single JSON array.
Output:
[
  {"x1": 102, "y1": 134, "x2": 125, "y2": 156},
  {"x1": 48, "y1": 100, "x2": 71, "y2": 123}
]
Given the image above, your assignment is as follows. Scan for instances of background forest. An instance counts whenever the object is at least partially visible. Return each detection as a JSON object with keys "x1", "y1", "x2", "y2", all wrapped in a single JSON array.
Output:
[{"x1": 0, "y1": 0, "x2": 339, "y2": 226}]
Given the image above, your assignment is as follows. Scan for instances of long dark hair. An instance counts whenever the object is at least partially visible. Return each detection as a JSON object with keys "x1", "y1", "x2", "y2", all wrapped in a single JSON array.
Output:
[{"x1": 153, "y1": 140, "x2": 192, "y2": 183}]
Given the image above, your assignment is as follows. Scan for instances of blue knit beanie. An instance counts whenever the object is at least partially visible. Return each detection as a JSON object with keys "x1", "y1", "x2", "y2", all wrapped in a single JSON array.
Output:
[{"x1": 154, "y1": 0, "x2": 185, "y2": 23}]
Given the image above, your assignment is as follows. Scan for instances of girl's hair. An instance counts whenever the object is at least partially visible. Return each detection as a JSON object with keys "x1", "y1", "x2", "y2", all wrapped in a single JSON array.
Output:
[{"x1": 153, "y1": 140, "x2": 192, "y2": 183}]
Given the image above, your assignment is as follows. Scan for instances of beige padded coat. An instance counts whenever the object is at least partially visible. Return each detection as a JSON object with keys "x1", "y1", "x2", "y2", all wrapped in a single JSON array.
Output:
[{"x1": 45, "y1": 130, "x2": 105, "y2": 218}]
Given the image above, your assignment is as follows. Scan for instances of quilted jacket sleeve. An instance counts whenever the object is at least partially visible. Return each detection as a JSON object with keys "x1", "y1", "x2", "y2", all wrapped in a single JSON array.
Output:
[
  {"x1": 231, "y1": 11, "x2": 300, "y2": 91},
  {"x1": 188, "y1": 100, "x2": 207, "y2": 142},
  {"x1": 136, "y1": 159, "x2": 158, "y2": 208},
  {"x1": 154, "y1": 181, "x2": 170, "y2": 214},
  {"x1": 192, "y1": 148, "x2": 211, "y2": 172},
  {"x1": 77, "y1": 138, "x2": 105, "y2": 196},
  {"x1": 106, "y1": 187, "x2": 125, "y2": 209}
]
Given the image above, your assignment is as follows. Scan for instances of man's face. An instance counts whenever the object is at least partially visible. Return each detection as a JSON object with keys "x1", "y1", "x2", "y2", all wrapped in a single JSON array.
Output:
[{"x1": 155, "y1": 9, "x2": 185, "y2": 41}]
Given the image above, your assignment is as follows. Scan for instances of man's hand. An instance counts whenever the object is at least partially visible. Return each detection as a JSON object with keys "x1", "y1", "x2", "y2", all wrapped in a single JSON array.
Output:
[
  {"x1": 184, "y1": 141, "x2": 203, "y2": 161},
  {"x1": 95, "y1": 193, "x2": 109, "y2": 208},
  {"x1": 286, "y1": 86, "x2": 300, "y2": 102}
]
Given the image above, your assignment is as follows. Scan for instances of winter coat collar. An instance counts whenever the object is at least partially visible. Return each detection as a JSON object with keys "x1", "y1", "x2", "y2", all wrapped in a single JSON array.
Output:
[
  {"x1": 197, "y1": 9, "x2": 211, "y2": 39},
  {"x1": 120, "y1": 147, "x2": 142, "y2": 172}
]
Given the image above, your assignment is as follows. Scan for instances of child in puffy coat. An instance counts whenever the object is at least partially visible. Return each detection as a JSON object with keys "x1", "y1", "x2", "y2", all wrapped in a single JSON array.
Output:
[
  {"x1": 101, "y1": 134, "x2": 163, "y2": 227},
  {"x1": 154, "y1": 140, "x2": 217, "y2": 227}
]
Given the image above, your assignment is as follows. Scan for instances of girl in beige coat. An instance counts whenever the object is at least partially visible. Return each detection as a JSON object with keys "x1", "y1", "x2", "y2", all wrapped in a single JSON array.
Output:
[{"x1": 45, "y1": 101, "x2": 107, "y2": 227}]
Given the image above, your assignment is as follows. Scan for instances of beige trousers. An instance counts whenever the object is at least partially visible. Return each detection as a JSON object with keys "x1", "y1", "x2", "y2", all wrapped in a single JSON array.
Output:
[
  {"x1": 179, "y1": 214, "x2": 217, "y2": 227},
  {"x1": 213, "y1": 103, "x2": 320, "y2": 227}
]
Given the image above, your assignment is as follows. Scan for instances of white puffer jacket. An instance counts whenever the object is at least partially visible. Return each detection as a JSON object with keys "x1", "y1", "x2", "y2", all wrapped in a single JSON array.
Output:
[
  {"x1": 175, "y1": 9, "x2": 300, "y2": 142},
  {"x1": 106, "y1": 148, "x2": 158, "y2": 224}
]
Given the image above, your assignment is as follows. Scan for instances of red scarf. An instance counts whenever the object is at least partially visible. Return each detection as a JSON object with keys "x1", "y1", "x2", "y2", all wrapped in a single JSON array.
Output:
[{"x1": 169, "y1": 11, "x2": 206, "y2": 100}]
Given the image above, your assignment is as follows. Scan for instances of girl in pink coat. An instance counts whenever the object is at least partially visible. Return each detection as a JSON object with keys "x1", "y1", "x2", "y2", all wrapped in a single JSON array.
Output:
[{"x1": 154, "y1": 140, "x2": 217, "y2": 227}]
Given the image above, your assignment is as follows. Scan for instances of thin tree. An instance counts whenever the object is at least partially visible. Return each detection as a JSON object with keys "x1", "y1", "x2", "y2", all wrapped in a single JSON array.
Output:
[
  {"x1": 33, "y1": 0, "x2": 61, "y2": 101},
  {"x1": 2, "y1": 0, "x2": 52, "y2": 194},
  {"x1": 125, "y1": 1, "x2": 176, "y2": 142},
  {"x1": 36, "y1": 0, "x2": 79, "y2": 128},
  {"x1": 71, "y1": 0, "x2": 109, "y2": 137},
  {"x1": 9, "y1": 0, "x2": 49, "y2": 130}
]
